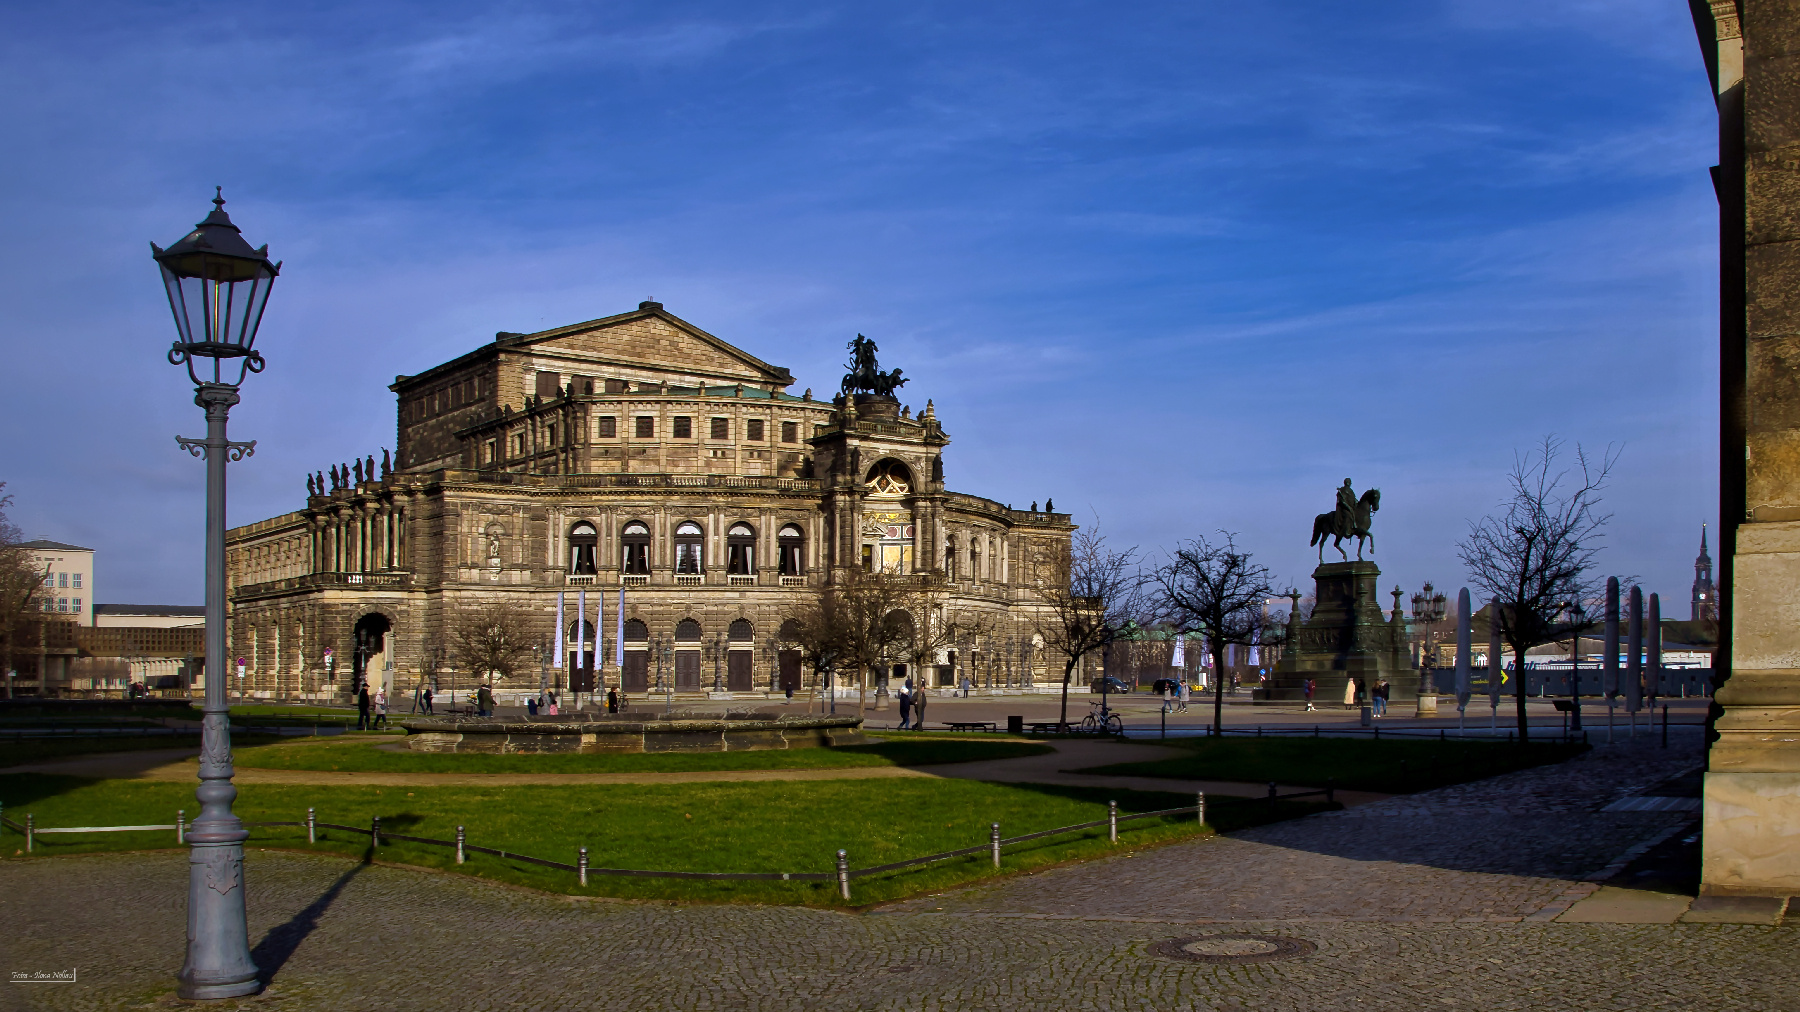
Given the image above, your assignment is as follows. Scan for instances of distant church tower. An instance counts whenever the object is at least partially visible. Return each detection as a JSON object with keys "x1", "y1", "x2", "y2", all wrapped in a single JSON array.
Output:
[{"x1": 1693, "y1": 525, "x2": 1717, "y2": 622}]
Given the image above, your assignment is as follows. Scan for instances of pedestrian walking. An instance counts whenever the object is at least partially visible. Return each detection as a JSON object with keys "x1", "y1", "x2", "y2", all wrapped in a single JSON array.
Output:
[
  {"x1": 356, "y1": 685, "x2": 370, "y2": 730},
  {"x1": 477, "y1": 682, "x2": 494, "y2": 717},
  {"x1": 373, "y1": 688, "x2": 389, "y2": 730},
  {"x1": 959, "y1": 674, "x2": 972, "y2": 698},
  {"x1": 913, "y1": 684, "x2": 929, "y2": 729},
  {"x1": 607, "y1": 687, "x2": 619, "y2": 714},
  {"x1": 1177, "y1": 678, "x2": 1190, "y2": 712},
  {"x1": 527, "y1": 696, "x2": 539, "y2": 716},
  {"x1": 422, "y1": 686, "x2": 434, "y2": 714},
  {"x1": 1343, "y1": 677, "x2": 1357, "y2": 708},
  {"x1": 1304, "y1": 677, "x2": 1316, "y2": 712},
  {"x1": 898, "y1": 679, "x2": 914, "y2": 730},
  {"x1": 1373, "y1": 679, "x2": 1390, "y2": 717},
  {"x1": 1162, "y1": 680, "x2": 1174, "y2": 715},
  {"x1": 547, "y1": 691, "x2": 559, "y2": 716}
]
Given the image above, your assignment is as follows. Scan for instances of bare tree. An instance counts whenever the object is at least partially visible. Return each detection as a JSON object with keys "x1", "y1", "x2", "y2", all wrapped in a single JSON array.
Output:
[
  {"x1": 898, "y1": 572, "x2": 966, "y2": 694},
  {"x1": 817, "y1": 569, "x2": 912, "y2": 715},
  {"x1": 787, "y1": 585, "x2": 848, "y2": 712},
  {"x1": 1459, "y1": 436, "x2": 1618, "y2": 743},
  {"x1": 451, "y1": 601, "x2": 536, "y2": 688},
  {"x1": 0, "y1": 485, "x2": 49, "y2": 699},
  {"x1": 1151, "y1": 531, "x2": 1274, "y2": 736},
  {"x1": 1031, "y1": 525, "x2": 1145, "y2": 728}
]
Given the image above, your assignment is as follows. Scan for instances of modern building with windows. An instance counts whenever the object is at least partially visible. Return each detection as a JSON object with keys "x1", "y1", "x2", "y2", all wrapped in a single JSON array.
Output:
[
  {"x1": 23, "y1": 540, "x2": 94, "y2": 625},
  {"x1": 224, "y1": 302, "x2": 1074, "y2": 702}
]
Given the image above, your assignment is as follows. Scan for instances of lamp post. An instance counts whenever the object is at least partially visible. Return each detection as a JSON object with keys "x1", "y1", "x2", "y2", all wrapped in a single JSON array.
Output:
[
  {"x1": 1409, "y1": 583, "x2": 1447, "y2": 694},
  {"x1": 155, "y1": 190, "x2": 278, "y2": 1001},
  {"x1": 660, "y1": 639, "x2": 674, "y2": 713},
  {"x1": 1564, "y1": 599, "x2": 1587, "y2": 732}
]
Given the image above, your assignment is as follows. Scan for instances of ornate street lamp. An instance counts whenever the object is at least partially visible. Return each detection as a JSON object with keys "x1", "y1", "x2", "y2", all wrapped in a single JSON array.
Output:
[
  {"x1": 154, "y1": 190, "x2": 279, "y2": 1001},
  {"x1": 1564, "y1": 599, "x2": 1587, "y2": 732},
  {"x1": 1410, "y1": 582, "x2": 1447, "y2": 695}
]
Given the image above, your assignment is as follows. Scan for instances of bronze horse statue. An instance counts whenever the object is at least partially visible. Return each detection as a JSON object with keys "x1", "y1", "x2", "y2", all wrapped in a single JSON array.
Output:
[{"x1": 1311, "y1": 488, "x2": 1380, "y2": 562}]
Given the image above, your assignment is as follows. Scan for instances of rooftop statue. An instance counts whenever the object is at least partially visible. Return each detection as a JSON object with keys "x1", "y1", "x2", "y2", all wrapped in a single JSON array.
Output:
[
  {"x1": 1311, "y1": 478, "x2": 1380, "y2": 562},
  {"x1": 841, "y1": 334, "x2": 908, "y2": 399}
]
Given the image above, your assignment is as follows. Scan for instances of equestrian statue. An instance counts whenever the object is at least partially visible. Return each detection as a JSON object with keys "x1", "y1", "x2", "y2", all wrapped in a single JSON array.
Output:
[
  {"x1": 1311, "y1": 478, "x2": 1380, "y2": 562},
  {"x1": 840, "y1": 334, "x2": 908, "y2": 399}
]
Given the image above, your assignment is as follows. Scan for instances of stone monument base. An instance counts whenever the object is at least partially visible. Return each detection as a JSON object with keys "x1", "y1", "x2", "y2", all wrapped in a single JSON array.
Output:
[{"x1": 1266, "y1": 560, "x2": 1417, "y2": 707}]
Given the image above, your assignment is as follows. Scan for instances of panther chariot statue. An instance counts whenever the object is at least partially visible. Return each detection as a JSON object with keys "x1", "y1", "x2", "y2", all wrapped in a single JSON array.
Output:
[
  {"x1": 840, "y1": 334, "x2": 908, "y2": 399},
  {"x1": 1311, "y1": 478, "x2": 1380, "y2": 562}
]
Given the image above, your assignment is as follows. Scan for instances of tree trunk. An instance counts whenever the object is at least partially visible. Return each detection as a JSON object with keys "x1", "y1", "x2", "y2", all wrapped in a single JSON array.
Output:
[
  {"x1": 1514, "y1": 645, "x2": 1530, "y2": 744},
  {"x1": 1212, "y1": 645, "x2": 1226, "y2": 735},
  {"x1": 1059, "y1": 656, "x2": 1078, "y2": 728}
]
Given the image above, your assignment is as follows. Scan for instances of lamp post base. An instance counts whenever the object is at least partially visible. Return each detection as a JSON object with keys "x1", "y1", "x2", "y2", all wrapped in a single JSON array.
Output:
[{"x1": 178, "y1": 977, "x2": 263, "y2": 1001}]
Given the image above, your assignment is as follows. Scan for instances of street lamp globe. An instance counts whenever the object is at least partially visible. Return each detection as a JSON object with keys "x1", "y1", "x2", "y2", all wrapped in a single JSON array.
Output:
[{"x1": 152, "y1": 188, "x2": 280, "y2": 388}]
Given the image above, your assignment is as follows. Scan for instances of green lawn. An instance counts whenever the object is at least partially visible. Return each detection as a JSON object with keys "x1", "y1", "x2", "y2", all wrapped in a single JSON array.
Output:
[
  {"x1": 229, "y1": 735, "x2": 1052, "y2": 773},
  {"x1": 1076, "y1": 736, "x2": 1588, "y2": 793},
  {"x1": 0, "y1": 773, "x2": 1328, "y2": 905}
]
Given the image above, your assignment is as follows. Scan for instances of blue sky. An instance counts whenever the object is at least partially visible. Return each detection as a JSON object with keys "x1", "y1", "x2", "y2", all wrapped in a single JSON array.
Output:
[{"x1": 0, "y1": 1, "x2": 1720, "y2": 609}]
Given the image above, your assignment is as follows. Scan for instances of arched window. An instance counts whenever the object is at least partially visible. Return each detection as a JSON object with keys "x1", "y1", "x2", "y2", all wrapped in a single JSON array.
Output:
[
  {"x1": 621, "y1": 521, "x2": 650, "y2": 575},
  {"x1": 674, "y1": 521, "x2": 704, "y2": 575},
  {"x1": 865, "y1": 459, "x2": 912, "y2": 497},
  {"x1": 727, "y1": 523, "x2": 755, "y2": 575},
  {"x1": 778, "y1": 618, "x2": 802, "y2": 642},
  {"x1": 675, "y1": 617, "x2": 702, "y2": 642},
  {"x1": 567, "y1": 619, "x2": 595, "y2": 670},
  {"x1": 728, "y1": 618, "x2": 754, "y2": 642},
  {"x1": 569, "y1": 522, "x2": 598, "y2": 575},
  {"x1": 944, "y1": 534, "x2": 958, "y2": 579},
  {"x1": 778, "y1": 524, "x2": 805, "y2": 576}
]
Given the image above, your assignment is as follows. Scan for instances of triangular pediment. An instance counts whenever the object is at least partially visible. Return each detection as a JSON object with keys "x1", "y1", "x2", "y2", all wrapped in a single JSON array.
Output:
[{"x1": 503, "y1": 305, "x2": 793, "y2": 387}]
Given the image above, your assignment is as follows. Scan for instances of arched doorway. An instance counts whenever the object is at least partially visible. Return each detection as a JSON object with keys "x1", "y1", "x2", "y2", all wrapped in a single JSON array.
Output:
[
  {"x1": 777, "y1": 618, "x2": 803, "y2": 693},
  {"x1": 352, "y1": 613, "x2": 391, "y2": 695},
  {"x1": 726, "y1": 618, "x2": 754, "y2": 691},
  {"x1": 674, "y1": 618, "x2": 702, "y2": 689},
  {"x1": 622, "y1": 618, "x2": 649, "y2": 691}
]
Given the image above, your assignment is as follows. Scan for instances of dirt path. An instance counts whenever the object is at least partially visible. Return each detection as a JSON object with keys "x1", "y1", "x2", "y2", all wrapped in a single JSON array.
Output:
[{"x1": 0, "y1": 738, "x2": 1384, "y2": 803}]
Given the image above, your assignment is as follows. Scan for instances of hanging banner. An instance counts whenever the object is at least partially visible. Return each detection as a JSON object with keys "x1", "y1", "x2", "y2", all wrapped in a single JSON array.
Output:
[
  {"x1": 615, "y1": 587, "x2": 626, "y2": 667},
  {"x1": 578, "y1": 589, "x2": 588, "y2": 668},
  {"x1": 1171, "y1": 634, "x2": 1185, "y2": 668},
  {"x1": 1248, "y1": 626, "x2": 1260, "y2": 666},
  {"x1": 554, "y1": 591, "x2": 565, "y2": 668}
]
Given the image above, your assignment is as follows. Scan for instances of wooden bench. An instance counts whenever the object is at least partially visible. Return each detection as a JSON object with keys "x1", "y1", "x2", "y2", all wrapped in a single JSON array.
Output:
[{"x1": 942, "y1": 721, "x2": 997, "y2": 732}]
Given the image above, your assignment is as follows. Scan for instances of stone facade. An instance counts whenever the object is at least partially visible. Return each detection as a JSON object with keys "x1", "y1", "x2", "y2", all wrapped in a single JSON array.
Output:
[
  {"x1": 1694, "y1": 0, "x2": 1800, "y2": 894},
  {"x1": 225, "y1": 302, "x2": 1075, "y2": 702}
]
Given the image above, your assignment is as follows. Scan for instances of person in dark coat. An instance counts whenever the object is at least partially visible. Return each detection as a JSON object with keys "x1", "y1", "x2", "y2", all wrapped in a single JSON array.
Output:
[
  {"x1": 356, "y1": 685, "x2": 370, "y2": 730},
  {"x1": 607, "y1": 687, "x2": 619, "y2": 713},
  {"x1": 422, "y1": 686, "x2": 434, "y2": 714}
]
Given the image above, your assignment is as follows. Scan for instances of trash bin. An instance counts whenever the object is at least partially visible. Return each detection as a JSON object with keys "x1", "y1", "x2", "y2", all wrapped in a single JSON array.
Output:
[
  {"x1": 1007, "y1": 715, "x2": 1024, "y2": 734},
  {"x1": 1359, "y1": 705, "x2": 1372, "y2": 727}
]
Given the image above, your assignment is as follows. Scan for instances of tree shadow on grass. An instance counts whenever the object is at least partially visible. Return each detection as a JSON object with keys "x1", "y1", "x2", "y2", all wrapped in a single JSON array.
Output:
[{"x1": 252, "y1": 861, "x2": 365, "y2": 985}]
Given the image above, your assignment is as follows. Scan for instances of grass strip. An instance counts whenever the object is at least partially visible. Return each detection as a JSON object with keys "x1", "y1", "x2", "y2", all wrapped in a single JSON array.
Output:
[
  {"x1": 230, "y1": 736, "x2": 1052, "y2": 773},
  {"x1": 1075, "y1": 736, "x2": 1587, "y2": 793},
  {"x1": 0, "y1": 773, "x2": 1326, "y2": 905}
]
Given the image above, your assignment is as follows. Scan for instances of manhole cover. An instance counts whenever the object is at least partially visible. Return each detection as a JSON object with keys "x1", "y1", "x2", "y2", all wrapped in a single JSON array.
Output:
[{"x1": 1150, "y1": 933, "x2": 1316, "y2": 964}]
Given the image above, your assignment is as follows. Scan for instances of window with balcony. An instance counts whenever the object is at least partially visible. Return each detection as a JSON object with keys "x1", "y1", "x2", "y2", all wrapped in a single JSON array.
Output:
[
  {"x1": 726, "y1": 523, "x2": 755, "y2": 575},
  {"x1": 674, "y1": 521, "x2": 704, "y2": 574},
  {"x1": 778, "y1": 524, "x2": 805, "y2": 577},
  {"x1": 621, "y1": 521, "x2": 651, "y2": 575},
  {"x1": 569, "y1": 522, "x2": 598, "y2": 575}
]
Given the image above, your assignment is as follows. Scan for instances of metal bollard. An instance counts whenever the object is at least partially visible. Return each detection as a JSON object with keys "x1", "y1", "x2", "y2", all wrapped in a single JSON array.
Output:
[
  {"x1": 991, "y1": 823, "x2": 1001, "y2": 868},
  {"x1": 1326, "y1": 779, "x2": 1336, "y2": 804},
  {"x1": 1108, "y1": 800, "x2": 1118, "y2": 843},
  {"x1": 307, "y1": 807, "x2": 316, "y2": 844},
  {"x1": 26, "y1": 813, "x2": 33, "y2": 852},
  {"x1": 456, "y1": 825, "x2": 465, "y2": 864},
  {"x1": 371, "y1": 815, "x2": 381, "y2": 848},
  {"x1": 1267, "y1": 781, "x2": 1277, "y2": 811},
  {"x1": 1662, "y1": 704, "x2": 1669, "y2": 749},
  {"x1": 578, "y1": 847, "x2": 588, "y2": 886},
  {"x1": 1196, "y1": 791, "x2": 1206, "y2": 827},
  {"x1": 837, "y1": 849, "x2": 851, "y2": 901},
  {"x1": 177, "y1": 810, "x2": 185, "y2": 844}
]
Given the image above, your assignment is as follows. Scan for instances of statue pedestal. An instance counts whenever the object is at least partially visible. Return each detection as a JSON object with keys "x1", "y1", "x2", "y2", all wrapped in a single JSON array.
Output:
[{"x1": 1269, "y1": 561, "x2": 1415, "y2": 706}]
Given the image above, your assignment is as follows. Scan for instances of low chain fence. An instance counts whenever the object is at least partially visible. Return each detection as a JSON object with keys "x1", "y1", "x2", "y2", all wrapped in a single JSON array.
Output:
[{"x1": 0, "y1": 786, "x2": 1337, "y2": 900}]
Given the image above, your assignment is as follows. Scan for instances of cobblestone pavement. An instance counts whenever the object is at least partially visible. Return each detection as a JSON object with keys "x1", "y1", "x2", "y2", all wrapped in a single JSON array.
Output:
[
  {"x1": 2, "y1": 846, "x2": 1793, "y2": 1012},
  {"x1": 6, "y1": 728, "x2": 1786, "y2": 1012}
]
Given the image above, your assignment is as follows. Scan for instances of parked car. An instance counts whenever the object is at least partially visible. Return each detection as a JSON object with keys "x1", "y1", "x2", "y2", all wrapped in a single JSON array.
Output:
[{"x1": 1092, "y1": 676, "x2": 1132, "y2": 694}]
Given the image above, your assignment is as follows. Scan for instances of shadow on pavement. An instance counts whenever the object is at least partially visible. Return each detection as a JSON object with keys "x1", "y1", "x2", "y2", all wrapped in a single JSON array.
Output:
[{"x1": 252, "y1": 860, "x2": 365, "y2": 985}]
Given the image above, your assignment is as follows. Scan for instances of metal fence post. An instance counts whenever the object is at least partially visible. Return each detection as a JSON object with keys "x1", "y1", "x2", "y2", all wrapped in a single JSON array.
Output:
[
  {"x1": 456, "y1": 826, "x2": 465, "y2": 865},
  {"x1": 1327, "y1": 779, "x2": 1336, "y2": 804},
  {"x1": 25, "y1": 813, "x2": 33, "y2": 852},
  {"x1": 1108, "y1": 800, "x2": 1118, "y2": 843},
  {"x1": 836, "y1": 849, "x2": 850, "y2": 901},
  {"x1": 306, "y1": 808, "x2": 315, "y2": 844},
  {"x1": 991, "y1": 823, "x2": 1001, "y2": 868},
  {"x1": 579, "y1": 847, "x2": 588, "y2": 887},
  {"x1": 371, "y1": 815, "x2": 381, "y2": 848},
  {"x1": 1196, "y1": 791, "x2": 1206, "y2": 826},
  {"x1": 1266, "y1": 781, "x2": 1277, "y2": 811},
  {"x1": 177, "y1": 810, "x2": 186, "y2": 844}
]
